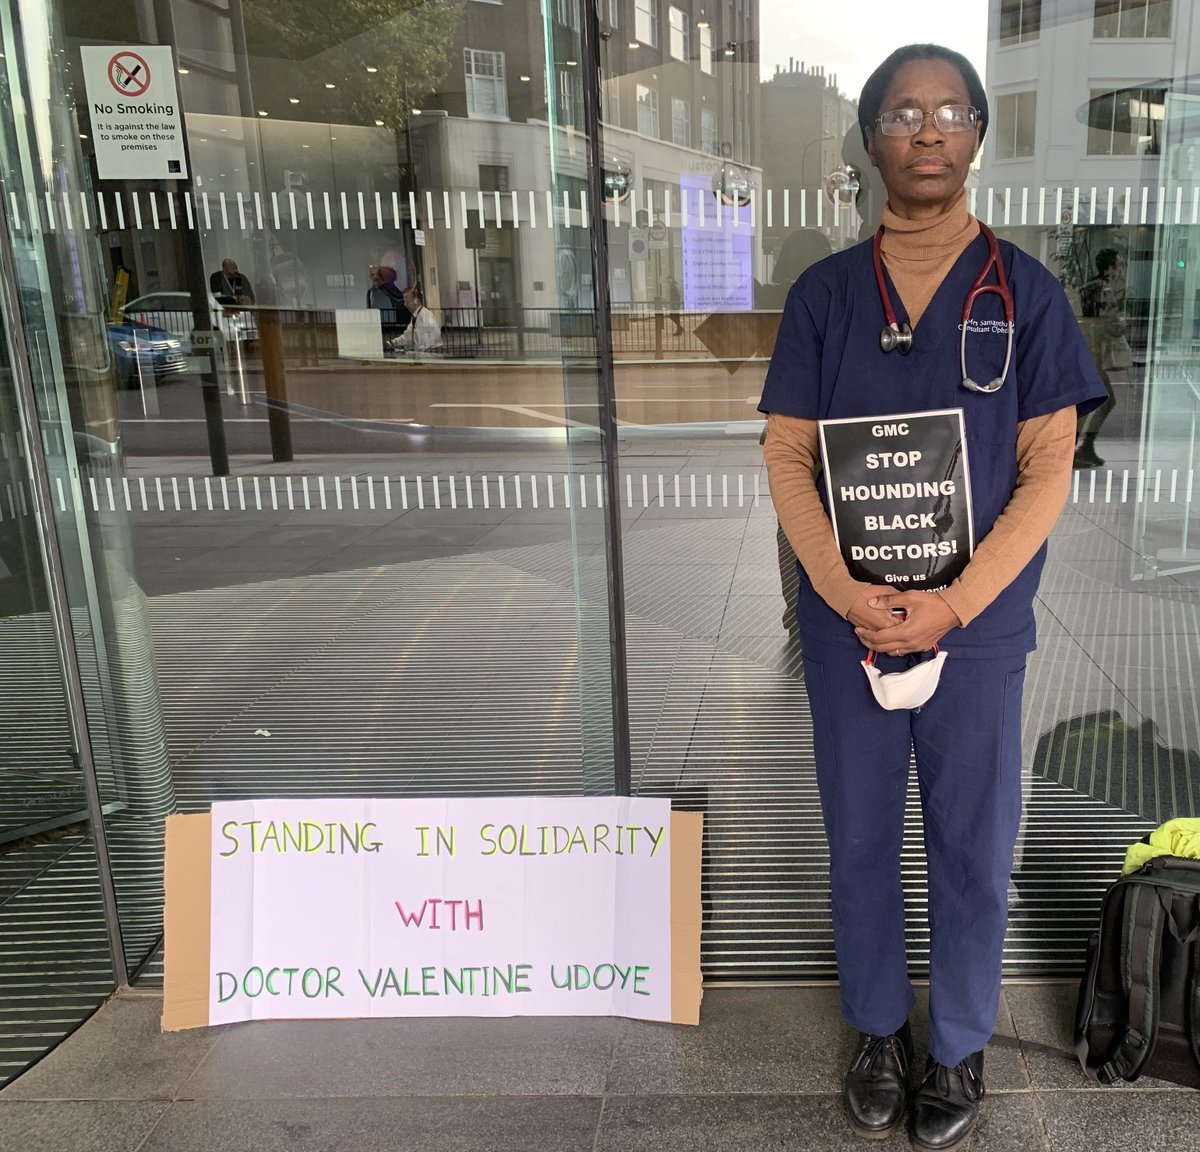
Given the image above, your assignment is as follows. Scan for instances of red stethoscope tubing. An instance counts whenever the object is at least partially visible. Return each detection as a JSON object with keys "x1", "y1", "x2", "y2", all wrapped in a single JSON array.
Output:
[{"x1": 873, "y1": 223, "x2": 1015, "y2": 392}]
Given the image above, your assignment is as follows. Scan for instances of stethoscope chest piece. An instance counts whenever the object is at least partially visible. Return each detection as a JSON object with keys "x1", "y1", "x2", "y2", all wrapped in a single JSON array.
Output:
[
  {"x1": 880, "y1": 322, "x2": 913, "y2": 355},
  {"x1": 872, "y1": 223, "x2": 1015, "y2": 394}
]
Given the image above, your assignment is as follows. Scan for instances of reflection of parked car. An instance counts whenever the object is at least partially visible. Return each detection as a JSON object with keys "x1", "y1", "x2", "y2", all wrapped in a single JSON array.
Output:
[
  {"x1": 106, "y1": 322, "x2": 185, "y2": 387},
  {"x1": 122, "y1": 291, "x2": 258, "y2": 351}
]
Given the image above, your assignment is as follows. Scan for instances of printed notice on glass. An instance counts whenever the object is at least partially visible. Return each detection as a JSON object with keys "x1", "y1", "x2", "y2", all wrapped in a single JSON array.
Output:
[
  {"x1": 818, "y1": 409, "x2": 975, "y2": 589},
  {"x1": 161, "y1": 797, "x2": 703, "y2": 1030},
  {"x1": 80, "y1": 45, "x2": 188, "y2": 180}
]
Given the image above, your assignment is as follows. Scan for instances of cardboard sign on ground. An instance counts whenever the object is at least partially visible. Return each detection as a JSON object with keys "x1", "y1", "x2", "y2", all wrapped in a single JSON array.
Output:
[{"x1": 163, "y1": 797, "x2": 702, "y2": 1030}]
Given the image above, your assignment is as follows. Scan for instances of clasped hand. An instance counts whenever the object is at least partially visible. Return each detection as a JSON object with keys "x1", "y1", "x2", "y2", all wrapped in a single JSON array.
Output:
[{"x1": 848, "y1": 586, "x2": 960, "y2": 656}]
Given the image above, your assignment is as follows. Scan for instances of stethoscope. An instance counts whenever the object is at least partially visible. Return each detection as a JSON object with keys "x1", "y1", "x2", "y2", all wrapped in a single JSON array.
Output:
[{"x1": 873, "y1": 223, "x2": 1014, "y2": 394}]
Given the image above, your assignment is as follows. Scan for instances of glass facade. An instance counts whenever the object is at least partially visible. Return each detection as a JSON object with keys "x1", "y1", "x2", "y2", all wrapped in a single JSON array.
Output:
[{"x1": 1, "y1": 0, "x2": 1197, "y2": 1084}]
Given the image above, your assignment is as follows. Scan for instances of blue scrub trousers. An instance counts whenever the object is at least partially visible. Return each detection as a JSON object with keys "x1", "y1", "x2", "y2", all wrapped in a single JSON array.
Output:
[{"x1": 802, "y1": 645, "x2": 1026, "y2": 1067}]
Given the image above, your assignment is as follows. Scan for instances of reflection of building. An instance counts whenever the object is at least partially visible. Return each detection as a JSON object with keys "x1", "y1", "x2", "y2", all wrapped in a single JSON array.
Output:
[
  {"x1": 759, "y1": 60, "x2": 860, "y2": 260},
  {"x1": 69, "y1": 0, "x2": 765, "y2": 319},
  {"x1": 405, "y1": 0, "x2": 765, "y2": 315},
  {"x1": 981, "y1": 1, "x2": 1190, "y2": 213},
  {"x1": 978, "y1": 2, "x2": 1194, "y2": 365}
]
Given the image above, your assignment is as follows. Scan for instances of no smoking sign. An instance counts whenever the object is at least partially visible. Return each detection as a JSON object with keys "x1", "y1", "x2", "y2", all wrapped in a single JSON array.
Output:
[
  {"x1": 80, "y1": 44, "x2": 187, "y2": 180},
  {"x1": 107, "y1": 51, "x2": 151, "y2": 97}
]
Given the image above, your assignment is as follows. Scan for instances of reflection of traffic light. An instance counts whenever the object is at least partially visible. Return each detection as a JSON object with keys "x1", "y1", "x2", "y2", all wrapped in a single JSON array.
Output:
[{"x1": 1175, "y1": 239, "x2": 1187, "y2": 270}]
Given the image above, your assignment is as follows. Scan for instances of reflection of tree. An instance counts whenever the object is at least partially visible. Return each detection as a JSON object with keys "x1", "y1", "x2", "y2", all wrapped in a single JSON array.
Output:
[
  {"x1": 1034, "y1": 709, "x2": 1200, "y2": 824},
  {"x1": 242, "y1": 0, "x2": 466, "y2": 130}
]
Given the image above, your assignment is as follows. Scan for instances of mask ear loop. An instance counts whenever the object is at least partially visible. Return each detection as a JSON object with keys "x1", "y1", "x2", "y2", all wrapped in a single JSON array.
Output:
[{"x1": 862, "y1": 643, "x2": 940, "y2": 667}]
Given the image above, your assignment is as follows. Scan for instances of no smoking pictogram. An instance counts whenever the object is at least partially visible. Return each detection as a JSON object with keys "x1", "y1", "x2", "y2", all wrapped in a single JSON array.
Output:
[{"x1": 107, "y1": 51, "x2": 151, "y2": 97}]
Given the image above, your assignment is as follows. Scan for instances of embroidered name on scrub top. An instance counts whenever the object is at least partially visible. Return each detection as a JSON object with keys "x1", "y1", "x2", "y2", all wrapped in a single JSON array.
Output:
[{"x1": 818, "y1": 409, "x2": 976, "y2": 589}]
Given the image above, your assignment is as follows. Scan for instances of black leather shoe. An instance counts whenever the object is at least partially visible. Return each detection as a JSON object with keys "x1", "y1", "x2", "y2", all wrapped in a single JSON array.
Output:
[
  {"x1": 911, "y1": 1050, "x2": 985, "y2": 1151},
  {"x1": 843, "y1": 1020, "x2": 913, "y2": 1138}
]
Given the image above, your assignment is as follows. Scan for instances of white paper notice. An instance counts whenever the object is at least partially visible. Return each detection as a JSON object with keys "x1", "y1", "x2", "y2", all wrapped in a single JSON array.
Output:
[
  {"x1": 80, "y1": 45, "x2": 188, "y2": 180},
  {"x1": 208, "y1": 797, "x2": 674, "y2": 1024}
]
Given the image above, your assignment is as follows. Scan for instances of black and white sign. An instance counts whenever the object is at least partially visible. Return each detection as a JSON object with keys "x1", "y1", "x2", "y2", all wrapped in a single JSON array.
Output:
[
  {"x1": 80, "y1": 45, "x2": 187, "y2": 180},
  {"x1": 819, "y1": 409, "x2": 975, "y2": 589}
]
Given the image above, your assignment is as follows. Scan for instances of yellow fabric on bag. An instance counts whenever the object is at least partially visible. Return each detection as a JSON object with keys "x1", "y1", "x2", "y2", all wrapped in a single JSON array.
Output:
[{"x1": 1122, "y1": 818, "x2": 1200, "y2": 875}]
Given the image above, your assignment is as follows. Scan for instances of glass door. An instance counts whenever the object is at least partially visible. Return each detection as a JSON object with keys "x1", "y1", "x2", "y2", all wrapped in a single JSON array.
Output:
[{"x1": 1, "y1": 0, "x2": 176, "y2": 982}]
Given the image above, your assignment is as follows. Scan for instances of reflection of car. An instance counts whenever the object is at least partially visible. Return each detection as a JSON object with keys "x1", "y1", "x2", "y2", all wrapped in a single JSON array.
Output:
[
  {"x1": 106, "y1": 322, "x2": 185, "y2": 387},
  {"x1": 122, "y1": 291, "x2": 258, "y2": 351}
]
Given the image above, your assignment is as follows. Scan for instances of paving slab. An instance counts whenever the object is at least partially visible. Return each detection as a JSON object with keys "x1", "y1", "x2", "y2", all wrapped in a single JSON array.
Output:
[
  {"x1": 0, "y1": 1101, "x2": 167, "y2": 1152},
  {"x1": 1005, "y1": 982, "x2": 1184, "y2": 1092},
  {"x1": 595, "y1": 1091, "x2": 1045, "y2": 1152},
  {"x1": 137, "y1": 1096, "x2": 601, "y2": 1152},
  {"x1": 0, "y1": 999, "x2": 217, "y2": 1102},
  {"x1": 180, "y1": 1016, "x2": 619, "y2": 1099},
  {"x1": 1040, "y1": 1090, "x2": 1200, "y2": 1152}
]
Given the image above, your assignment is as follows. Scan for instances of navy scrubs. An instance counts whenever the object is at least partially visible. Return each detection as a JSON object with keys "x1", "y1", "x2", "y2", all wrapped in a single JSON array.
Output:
[{"x1": 760, "y1": 233, "x2": 1107, "y2": 1065}]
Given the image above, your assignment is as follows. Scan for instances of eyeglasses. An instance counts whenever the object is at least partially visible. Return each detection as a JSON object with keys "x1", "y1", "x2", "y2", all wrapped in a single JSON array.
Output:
[{"x1": 875, "y1": 105, "x2": 980, "y2": 136}]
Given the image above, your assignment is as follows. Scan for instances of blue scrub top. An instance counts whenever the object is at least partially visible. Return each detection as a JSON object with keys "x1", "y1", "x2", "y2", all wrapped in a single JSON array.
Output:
[{"x1": 759, "y1": 232, "x2": 1108, "y2": 656}]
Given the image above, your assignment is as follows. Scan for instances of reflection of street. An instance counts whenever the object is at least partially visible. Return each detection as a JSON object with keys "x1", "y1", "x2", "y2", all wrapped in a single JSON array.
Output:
[{"x1": 115, "y1": 358, "x2": 769, "y2": 454}]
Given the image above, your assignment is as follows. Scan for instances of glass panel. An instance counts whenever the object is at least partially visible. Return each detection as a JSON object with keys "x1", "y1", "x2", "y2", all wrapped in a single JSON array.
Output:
[
  {"x1": 0, "y1": 0, "x2": 1186, "y2": 994},
  {"x1": 999, "y1": 0, "x2": 1021, "y2": 46},
  {"x1": 1140, "y1": 91, "x2": 1200, "y2": 596},
  {"x1": 1015, "y1": 90, "x2": 1036, "y2": 157},
  {"x1": 604, "y1": 0, "x2": 1198, "y2": 981},
  {"x1": 1095, "y1": 0, "x2": 1121, "y2": 38},
  {"x1": 1118, "y1": 0, "x2": 1147, "y2": 38},
  {"x1": 997, "y1": 93, "x2": 1018, "y2": 160},
  {"x1": 1146, "y1": 0, "x2": 1172, "y2": 36},
  {"x1": 2, "y1": 0, "x2": 175, "y2": 977},
  {"x1": 1088, "y1": 89, "x2": 1117, "y2": 155},
  {"x1": 34, "y1": 0, "x2": 622, "y2": 877},
  {"x1": 635, "y1": 0, "x2": 657, "y2": 47},
  {"x1": 0, "y1": 87, "x2": 116, "y2": 1093}
]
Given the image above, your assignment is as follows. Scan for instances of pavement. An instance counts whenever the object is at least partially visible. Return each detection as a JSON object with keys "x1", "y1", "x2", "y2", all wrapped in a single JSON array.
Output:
[{"x1": 2, "y1": 983, "x2": 1199, "y2": 1151}]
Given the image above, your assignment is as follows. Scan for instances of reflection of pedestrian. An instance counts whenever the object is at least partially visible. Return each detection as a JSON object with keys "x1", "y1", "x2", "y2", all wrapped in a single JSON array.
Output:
[
  {"x1": 367, "y1": 264, "x2": 412, "y2": 353},
  {"x1": 665, "y1": 275, "x2": 684, "y2": 334},
  {"x1": 761, "y1": 43, "x2": 1107, "y2": 1151},
  {"x1": 1075, "y1": 248, "x2": 1124, "y2": 468},
  {"x1": 388, "y1": 286, "x2": 441, "y2": 352},
  {"x1": 210, "y1": 258, "x2": 255, "y2": 304},
  {"x1": 270, "y1": 240, "x2": 310, "y2": 307}
]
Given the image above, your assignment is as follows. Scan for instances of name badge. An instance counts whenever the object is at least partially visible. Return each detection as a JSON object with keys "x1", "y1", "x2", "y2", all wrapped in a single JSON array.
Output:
[{"x1": 818, "y1": 409, "x2": 975, "y2": 589}]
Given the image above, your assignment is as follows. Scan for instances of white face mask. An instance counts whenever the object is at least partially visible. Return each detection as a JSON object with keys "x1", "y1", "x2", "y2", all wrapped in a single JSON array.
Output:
[{"x1": 861, "y1": 647, "x2": 947, "y2": 710}]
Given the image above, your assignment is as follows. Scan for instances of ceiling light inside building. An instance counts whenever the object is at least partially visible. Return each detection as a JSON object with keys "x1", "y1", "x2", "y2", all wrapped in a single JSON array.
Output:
[
  {"x1": 177, "y1": 67, "x2": 189, "y2": 74},
  {"x1": 375, "y1": 119, "x2": 385, "y2": 126},
  {"x1": 628, "y1": 41, "x2": 638, "y2": 49},
  {"x1": 325, "y1": 82, "x2": 336, "y2": 89},
  {"x1": 520, "y1": 75, "x2": 531, "y2": 82},
  {"x1": 366, "y1": 66, "x2": 378, "y2": 73},
  {"x1": 566, "y1": 59, "x2": 577, "y2": 66},
  {"x1": 258, "y1": 110, "x2": 268, "y2": 116},
  {"x1": 289, "y1": 97, "x2": 300, "y2": 104}
]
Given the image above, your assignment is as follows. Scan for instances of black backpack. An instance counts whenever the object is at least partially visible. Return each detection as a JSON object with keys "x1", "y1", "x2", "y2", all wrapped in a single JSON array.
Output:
[{"x1": 1075, "y1": 854, "x2": 1200, "y2": 1088}]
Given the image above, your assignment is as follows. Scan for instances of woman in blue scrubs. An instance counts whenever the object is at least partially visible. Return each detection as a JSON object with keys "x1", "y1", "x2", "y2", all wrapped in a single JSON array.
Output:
[{"x1": 760, "y1": 44, "x2": 1107, "y2": 1151}]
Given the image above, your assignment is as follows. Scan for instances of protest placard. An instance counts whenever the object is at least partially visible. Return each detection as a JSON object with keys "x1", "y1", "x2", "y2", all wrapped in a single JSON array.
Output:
[
  {"x1": 819, "y1": 409, "x2": 975, "y2": 589},
  {"x1": 163, "y1": 797, "x2": 702, "y2": 1030}
]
